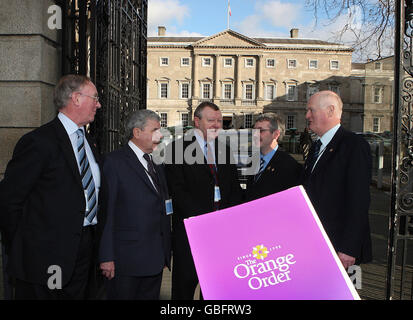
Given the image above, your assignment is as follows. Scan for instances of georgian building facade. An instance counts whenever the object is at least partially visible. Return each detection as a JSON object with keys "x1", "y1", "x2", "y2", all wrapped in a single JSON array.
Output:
[
  {"x1": 352, "y1": 56, "x2": 394, "y2": 133},
  {"x1": 147, "y1": 27, "x2": 392, "y2": 133}
]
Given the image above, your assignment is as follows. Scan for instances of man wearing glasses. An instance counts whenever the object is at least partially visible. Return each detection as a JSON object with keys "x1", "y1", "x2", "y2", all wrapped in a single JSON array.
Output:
[
  {"x1": 0, "y1": 74, "x2": 105, "y2": 299},
  {"x1": 244, "y1": 113, "x2": 302, "y2": 202}
]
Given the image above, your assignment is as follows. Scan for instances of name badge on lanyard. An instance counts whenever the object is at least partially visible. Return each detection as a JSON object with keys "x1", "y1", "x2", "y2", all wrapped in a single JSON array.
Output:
[
  {"x1": 165, "y1": 199, "x2": 173, "y2": 215},
  {"x1": 214, "y1": 185, "x2": 221, "y2": 202}
]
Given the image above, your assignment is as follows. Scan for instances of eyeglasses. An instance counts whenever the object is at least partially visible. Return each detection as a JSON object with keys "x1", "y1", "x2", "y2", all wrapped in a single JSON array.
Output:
[
  {"x1": 256, "y1": 129, "x2": 272, "y2": 133},
  {"x1": 77, "y1": 92, "x2": 100, "y2": 102}
]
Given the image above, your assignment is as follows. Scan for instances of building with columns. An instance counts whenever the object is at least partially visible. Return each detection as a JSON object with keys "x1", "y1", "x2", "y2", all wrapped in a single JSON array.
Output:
[{"x1": 147, "y1": 27, "x2": 368, "y2": 132}]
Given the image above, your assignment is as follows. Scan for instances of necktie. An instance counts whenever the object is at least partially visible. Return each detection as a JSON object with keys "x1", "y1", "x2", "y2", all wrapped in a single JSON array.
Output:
[
  {"x1": 143, "y1": 153, "x2": 162, "y2": 196},
  {"x1": 76, "y1": 129, "x2": 97, "y2": 224},
  {"x1": 254, "y1": 157, "x2": 265, "y2": 182},
  {"x1": 307, "y1": 139, "x2": 322, "y2": 172},
  {"x1": 205, "y1": 142, "x2": 215, "y2": 167},
  {"x1": 205, "y1": 142, "x2": 218, "y2": 181}
]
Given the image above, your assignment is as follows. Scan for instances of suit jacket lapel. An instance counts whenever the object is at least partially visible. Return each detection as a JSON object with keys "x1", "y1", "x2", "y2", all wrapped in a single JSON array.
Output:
[
  {"x1": 185, "y1": 135, "x2": 211, "y2": 176},
  {"x1": 52, "y1": 117, "x2": 83, "y2": 188},
  {"x1": 311, "y1": 126, "x2": 344, "y2": 176},
  {"x1": 253, "y1": 150, "x2": 278, "y2": 184},
  {"x1": 85, "y1": 130, "x2": 101, "y2": 165},
  {"x1": 122, "y1": 145, "x2": 160, "y2": 197}
]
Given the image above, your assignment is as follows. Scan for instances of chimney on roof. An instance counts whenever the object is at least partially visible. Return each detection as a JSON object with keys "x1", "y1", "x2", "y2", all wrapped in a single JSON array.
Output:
[
  {"x1": 290, "y1": 28, "x2": 299, "y2": 38},
  {"x1": 158, "y1": 26, "x2": 166, "y2": 36}
]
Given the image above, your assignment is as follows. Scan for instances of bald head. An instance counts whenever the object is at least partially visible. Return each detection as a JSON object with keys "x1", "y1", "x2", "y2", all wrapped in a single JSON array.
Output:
[{"x1": 306, "y1": 90, "x2": 342, "y2": 137}]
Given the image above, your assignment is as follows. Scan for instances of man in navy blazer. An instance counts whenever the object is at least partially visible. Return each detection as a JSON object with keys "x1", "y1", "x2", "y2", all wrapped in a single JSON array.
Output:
[
  {"x1": 99, "y1": 110, "x2": 171, "y2": 300},
  {"x1": 0, "y1": 75, "x2": 105, "y2": 299},
  {"x1": 245, "y1": 113, "x2": 302, "y2": 202},
  {"x1": 302, "y1": 91, "x2": 372, "y2": 268}
]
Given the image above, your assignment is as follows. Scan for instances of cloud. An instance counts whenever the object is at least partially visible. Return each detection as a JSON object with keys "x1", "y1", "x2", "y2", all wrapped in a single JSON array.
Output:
[
  {"x1": 148, "y1": 0, "x2": 190, "y2": 35},
  {"x1": 258, "y1": 0, "x2": 302, "y2": 28},
  {"x1": 299, "y1": 5, "x2": 394, "y2": 61},
  {"x1": 235, "y1": 0, "x2": 303, "y2": 37}
]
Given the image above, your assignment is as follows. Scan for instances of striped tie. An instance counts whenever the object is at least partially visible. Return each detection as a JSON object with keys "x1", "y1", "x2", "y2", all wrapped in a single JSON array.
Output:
[
  {"x1": 254, "y1": 157, "x2": 265, "y2": 182},
  {"x1": 307, "y1": 139, "x2": 322, "y2": 173},
  {"x1": 76, "y1": 129, "x2": 97, "y2": 224}
]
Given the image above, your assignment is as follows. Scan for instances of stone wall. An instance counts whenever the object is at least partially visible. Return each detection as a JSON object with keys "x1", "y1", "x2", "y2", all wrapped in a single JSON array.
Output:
[{"x1": 0, "y1": 0, "x2": 61, "y2": 178}]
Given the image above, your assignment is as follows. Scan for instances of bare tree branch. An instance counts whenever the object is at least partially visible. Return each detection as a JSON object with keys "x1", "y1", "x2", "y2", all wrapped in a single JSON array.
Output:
[{"x1": 305, "y1": 0, "x2": 395, "y2": 61}]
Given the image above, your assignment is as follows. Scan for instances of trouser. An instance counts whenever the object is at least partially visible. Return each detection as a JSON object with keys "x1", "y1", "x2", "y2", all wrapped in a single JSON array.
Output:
[
  {"x1": 15, "y1": 226, "x2": 95, "y2": 300},
  {"x1": 106, "y1": 272, "x2": 163, "y2": 300}
]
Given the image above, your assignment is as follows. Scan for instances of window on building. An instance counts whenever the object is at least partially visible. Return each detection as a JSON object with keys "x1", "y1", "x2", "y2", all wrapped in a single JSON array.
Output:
[
  {"x1": 287, "y1": 84, "x2": 297, "y2": 101},
  {"x1": 373, "y1": 117, "x2": 380, "y2": 132},
  {"x1": 330, "y1": 60, "x2": 339, "y2": 70},
  {"x1": 160, "y1": 57, "x2": 169, "y2": 66},
  {"x1": 202, "y1": 57, "x2": 211, "y2": 67},
  {"x1": 307, "y1": 85, "x2": 318, "y2": 99},
  {"x1": 181, "y1": 57, "x2": 190, "y2": 66},
  {"x1": 244, "y1": 84, "x2": 254, "y2": 100},
  {"x1": 223, "y1": 83, "x2": 233, "y2": 99},
  {"x1": 266, "y1": 59, "x2": 276, "y2": 68},
  {"x1": 181, "y1": 113, "x2": 189, "y2": 127},
  {"x1": 309, "y1": 60, "x2": 318, "y2": 69},
  {"x1": 288, "y1": 59, "x2": 297, "y2": 69},
  {"x1": 224, "y1": 58, "x2": 233, "y2": 67},
  {"x1": 159, "y1": 82, "x2": 169, "y2": 98},
  {"x1": 374, "y1": 62, "x2": 382, "y2": 71},
  {"x1": 373, "y1": 86, "x2": 383, "y2": 103},
  {"x1": 160, "y1": 113, "x2": 168, "y2": 128},
  {"x1": 202, "y1": 83, "x2": 212, "y2": 99},
  {"x1": 245, "y1": 58, "x2": 254, "y2": 67},
  {"x1": 286, "y1": 115, "x2": 296, "y2": 129},
  {"x1": 244, "y1": 114, "x2": 253, "y2": 128},
  {"x1": 180, "y1": 82, "x2": 190, "y2": 99},
  {"x1": 265, "y1": 84, "x2": 276, "y2": 100}
]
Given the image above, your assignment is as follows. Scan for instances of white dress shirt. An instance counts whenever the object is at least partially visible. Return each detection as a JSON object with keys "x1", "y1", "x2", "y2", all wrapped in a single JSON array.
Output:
[
  {"x1": 58, "y1": 112, "x2": 100, "y2": 226},
  {"x1": 128, "y1": 140, "x2": 158, "y2": 191},
  {"x1": 313, "y1": 124, "x2": 341, "y2": 169}
]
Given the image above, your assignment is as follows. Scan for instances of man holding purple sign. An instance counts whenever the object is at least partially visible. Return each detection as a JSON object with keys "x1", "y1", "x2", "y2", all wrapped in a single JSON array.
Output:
[{"x1": 303, "y1": 90, "x2": 372, "y2": 269}]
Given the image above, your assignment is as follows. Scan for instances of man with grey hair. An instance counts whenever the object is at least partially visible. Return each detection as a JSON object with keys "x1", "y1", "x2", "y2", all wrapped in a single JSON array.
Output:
[
  {"x1": 0, "y1": 74, "x2": 104, "y2": 299},
  {"x1": 99, "y1": 109, "x2": 171, "y2": 300},
  {"x1": 303, "y1": 90, "x2": 372, "y2": 269},
  {"x1": 244, "y1": 113, "x2": 302, "y2": 202}
]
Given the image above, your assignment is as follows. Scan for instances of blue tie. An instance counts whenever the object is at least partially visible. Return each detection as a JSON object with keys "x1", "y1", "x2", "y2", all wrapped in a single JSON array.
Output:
[
  {"x1": 307, "y1": 139, "x2": 322, "y2": 172},
  {"x1": 76, "y1": 129, "x2": 97, "y2": 224},
  {"x1": 254, "y1": 157, "x2": 265, "y2": 182}
]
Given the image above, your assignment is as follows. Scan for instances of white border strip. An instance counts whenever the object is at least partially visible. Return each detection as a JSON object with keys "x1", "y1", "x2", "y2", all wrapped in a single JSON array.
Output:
[{"x1": 298, "y1": 185, "x2": 361, "y2": 300}]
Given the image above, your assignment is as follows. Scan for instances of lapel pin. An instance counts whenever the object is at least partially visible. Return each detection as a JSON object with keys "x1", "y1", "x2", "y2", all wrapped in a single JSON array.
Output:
[{"x1": 329, "y1": 148, "x2": 334, "y2": 152}]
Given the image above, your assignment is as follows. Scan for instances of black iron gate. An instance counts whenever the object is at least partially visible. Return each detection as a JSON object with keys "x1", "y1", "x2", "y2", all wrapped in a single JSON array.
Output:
[
  {"x1": 55, "y1": 0, "x2": 413, "y2": 300},
  {"x1": 60, "y1": 0, "x2": 148, "y2": 153},
  {"x1": 387, "y1": 0, "x2": 413, "y2": 300}
]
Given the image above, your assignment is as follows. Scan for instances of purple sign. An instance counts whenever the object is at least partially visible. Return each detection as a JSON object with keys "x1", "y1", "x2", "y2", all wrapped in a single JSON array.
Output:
[{"x1": 184, "y1": 186, "x2": 360, "y2": 300}]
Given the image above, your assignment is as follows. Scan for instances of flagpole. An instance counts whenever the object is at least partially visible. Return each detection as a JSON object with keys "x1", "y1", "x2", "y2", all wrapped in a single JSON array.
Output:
[{"x1": 227, "y1": 0, "x2": 230, "y2": 29}]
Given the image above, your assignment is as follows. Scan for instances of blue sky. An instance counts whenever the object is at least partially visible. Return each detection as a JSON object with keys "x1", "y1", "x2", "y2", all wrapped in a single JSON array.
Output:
[
  {"x1": 148, "y1": 0, "x2": 343, "y2": 39},
  {"x1": 147, "y1": 0, "x2": 394, "y2": 61}
]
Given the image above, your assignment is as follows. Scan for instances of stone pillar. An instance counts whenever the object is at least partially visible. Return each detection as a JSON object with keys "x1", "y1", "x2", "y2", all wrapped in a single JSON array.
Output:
[
  {"x1": 0, "y1": 0, "x2": 61, "y2": 178},
  {"x1": 192, "y1": 53, "x2": 199, "y2": 100},
  {"x1": 256, "y1": 55, "x2": 263, "y2": 101},
  {"x1": 235, "y1": 54, "x2": 242, "y2": 105},
  {"x1": 214, "y1": 54, "x2": 220, "y2": 101}
]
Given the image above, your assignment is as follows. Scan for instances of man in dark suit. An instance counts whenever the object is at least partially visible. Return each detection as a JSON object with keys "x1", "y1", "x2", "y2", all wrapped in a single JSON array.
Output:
[
  {"x1": 99, "y1": 110, "x2": 171, "y2": 300},
  {"x1": 0, "y1": 75, "x2": 105, "y2": 299},
  {"x1": 245, "y1": 113, "x2": 302, "y2": 202},
  {"x1": 303, "y1": 90, "x2": 372, "y2": 268},
  {"x1": 165, "y1": 102, "x2": 242, "y2": 300}
]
